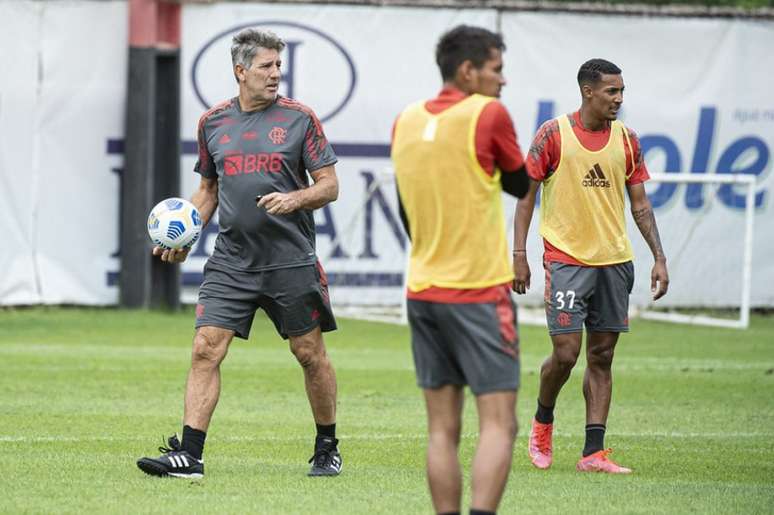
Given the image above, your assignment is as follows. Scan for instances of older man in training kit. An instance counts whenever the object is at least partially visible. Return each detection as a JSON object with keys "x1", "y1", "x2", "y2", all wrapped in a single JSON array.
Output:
[{"x1": 136, "y1": 28, "x2": 342, "y2": 479}]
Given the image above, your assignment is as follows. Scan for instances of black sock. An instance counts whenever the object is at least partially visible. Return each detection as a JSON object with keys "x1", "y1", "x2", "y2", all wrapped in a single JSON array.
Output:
[
  {"x1": 316, "y1": 423, "x2": 336, "y2": 439},
  {"x1": 181, "y1": 425, "x2": 206, "y2": 460},
  {"x1": 583, "y1": 424, "x2": 606, "y2": 457},
  {"x1": 535, "y1": 400, "x2": 555, "y2": 424},
  {"x1": 438, "y1": 512, "x2": 460, "y2": 515},
  {"x1": 470, "y1": 510, "x2": 495, "y2": 515}
]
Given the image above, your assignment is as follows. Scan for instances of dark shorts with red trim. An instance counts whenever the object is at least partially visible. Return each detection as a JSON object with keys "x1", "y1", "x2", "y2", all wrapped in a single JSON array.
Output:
[
  {"x1": 407, "y1": 287, "x2": 520, "y2": 395},
  {"x1": 543, "y1": 260, "x2": 634, "y2": 335},
  {"x1": 195, "y1": 260, "x2": 336, "y2": 340}
]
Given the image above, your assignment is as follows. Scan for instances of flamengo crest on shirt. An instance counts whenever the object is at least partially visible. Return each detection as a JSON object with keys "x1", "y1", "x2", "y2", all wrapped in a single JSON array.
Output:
[
  {"x1": 582, "y1": 163, "x2": 611, "y2": 188},
  {"x1": 268, "y1": 126, "x2": 288, "y2": 145}
]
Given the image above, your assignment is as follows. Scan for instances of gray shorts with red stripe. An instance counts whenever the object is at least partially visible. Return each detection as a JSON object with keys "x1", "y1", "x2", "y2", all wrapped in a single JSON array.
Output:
[
  {"x1": 407, "y1": 287, "x2": 520, "y2": 395},
  {"x1": 543, "y1": 260, "x2": 634, "y2": 335}
]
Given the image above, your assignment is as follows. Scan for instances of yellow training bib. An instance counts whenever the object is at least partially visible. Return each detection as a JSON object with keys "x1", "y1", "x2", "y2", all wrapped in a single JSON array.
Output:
[
  {"x1": 392, "y1": 95, "x2": 513, "y2": 291},
  {"x1": 539, "y1": 115, "x2": 635, "y2": 265}
]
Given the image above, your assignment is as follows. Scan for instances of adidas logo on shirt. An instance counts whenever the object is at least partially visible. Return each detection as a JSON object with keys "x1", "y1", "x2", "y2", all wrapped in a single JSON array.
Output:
[{"x1": 582, "y1": 163, "x2": 611, "y2": 188}]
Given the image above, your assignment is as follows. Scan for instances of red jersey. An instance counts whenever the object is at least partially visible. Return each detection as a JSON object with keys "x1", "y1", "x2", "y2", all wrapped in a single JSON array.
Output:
[
  {"x1": 527, "y1": 111, "x2": 649, "y2": 265},
  {"x1": 392, "y1": 86, "x2": 526, "y2": 303}
]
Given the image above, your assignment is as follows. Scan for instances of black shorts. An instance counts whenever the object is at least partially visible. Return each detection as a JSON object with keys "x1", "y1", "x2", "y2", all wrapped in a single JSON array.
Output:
[
  {"x1": 195, "y1": 260, "x2": 337, "y2": 340},
  {"x1": 407, "y1": 286, "x2": 520, "y2": 395}
]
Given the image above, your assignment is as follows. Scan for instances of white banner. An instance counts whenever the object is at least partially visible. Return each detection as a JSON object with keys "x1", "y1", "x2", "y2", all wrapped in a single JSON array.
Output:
[
  {"x1": 1, "y1": 2, "x2": 772, "y2": 310},
  {"x1": 0, "y1": 1, "x2": 127, "y2": 304}
]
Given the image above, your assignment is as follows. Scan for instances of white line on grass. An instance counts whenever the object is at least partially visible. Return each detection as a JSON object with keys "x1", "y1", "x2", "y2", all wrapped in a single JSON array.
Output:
[
  {"x1": 1, "y1": 431, "x2": 772, "y2": 444},
  {"x1": 3, "y1": 344, "x2": 772, "y2": 372},
  {"x1": 3, "y1": 343, "x2": 773, "y2": 374}
]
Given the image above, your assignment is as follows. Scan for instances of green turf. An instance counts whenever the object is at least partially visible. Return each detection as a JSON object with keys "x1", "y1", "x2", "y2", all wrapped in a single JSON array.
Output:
[{"x1": 0, "y1": 307, "x2": 772, "y2": 514}]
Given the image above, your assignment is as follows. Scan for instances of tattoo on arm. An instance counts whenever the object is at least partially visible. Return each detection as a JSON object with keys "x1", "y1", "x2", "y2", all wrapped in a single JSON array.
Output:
[{"x1": 632, "y1": 206, "x2": 665, "y2": 260}]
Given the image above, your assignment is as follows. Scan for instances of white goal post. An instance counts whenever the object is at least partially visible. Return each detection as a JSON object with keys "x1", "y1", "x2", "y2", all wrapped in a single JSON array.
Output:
[{"x1": 636, "y1": 173, "x2": 755, "y2": 330}]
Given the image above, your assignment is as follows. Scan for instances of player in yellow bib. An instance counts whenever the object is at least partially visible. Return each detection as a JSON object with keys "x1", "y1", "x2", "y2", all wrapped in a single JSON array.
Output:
[
  {"x1": 513, "y1": 59, "x2": 669, "y2": 474},
  {"x1": 393, "y1": 26, "x2": 529, "y2": 515}
]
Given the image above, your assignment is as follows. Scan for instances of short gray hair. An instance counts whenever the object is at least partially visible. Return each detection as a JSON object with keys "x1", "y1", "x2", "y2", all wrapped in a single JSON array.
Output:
[{"x1": 231, "y1": 28, "x2": 286, "y2": 70}]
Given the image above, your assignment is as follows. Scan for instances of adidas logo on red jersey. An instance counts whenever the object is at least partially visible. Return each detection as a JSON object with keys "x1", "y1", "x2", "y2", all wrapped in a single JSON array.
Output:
[{"x1": 582, "y1": 163, "x2": 611, "y2": 188}]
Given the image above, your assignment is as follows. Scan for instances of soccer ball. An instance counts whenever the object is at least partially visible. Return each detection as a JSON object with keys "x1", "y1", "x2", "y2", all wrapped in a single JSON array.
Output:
[{"x1": 147, "y1": 197, "x2": 202, "y2": 250}]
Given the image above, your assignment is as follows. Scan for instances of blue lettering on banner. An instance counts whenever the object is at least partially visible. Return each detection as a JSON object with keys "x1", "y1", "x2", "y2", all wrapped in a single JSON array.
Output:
[
  {"x1": 638, "y1": 135, "x2": 681, "y2": 208},
  {"x1": 316, "y1": 204, "x2": 349, "y2": 259},
  {"x1": 716, "y1": 137, "x2": 769, "y2": 209},
  {"x1": 685, "y1": 107, "x2": 717, "y2": 208},
  {"x1": 281, "y1": 40, "x2": 302, "y2": 100},
  {"x1": 358, "y1": 170, "x2": 406, "y2": 259}
]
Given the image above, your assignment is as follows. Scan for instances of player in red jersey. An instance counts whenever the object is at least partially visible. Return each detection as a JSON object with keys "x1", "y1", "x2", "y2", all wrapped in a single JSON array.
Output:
[{"x1": 513, "y1": 59, "x2": 669, "y2": 474}]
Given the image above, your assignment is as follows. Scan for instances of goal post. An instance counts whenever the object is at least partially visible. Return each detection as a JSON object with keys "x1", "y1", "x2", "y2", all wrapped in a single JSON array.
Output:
[{"x1": 635, "y1": 173, "x2": 755, "y2": 329}]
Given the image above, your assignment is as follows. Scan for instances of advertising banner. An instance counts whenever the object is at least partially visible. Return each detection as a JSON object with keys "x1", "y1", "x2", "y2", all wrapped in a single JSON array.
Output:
[{"x1": 1, "y1": 2, "x2": 772, "y2": 311}]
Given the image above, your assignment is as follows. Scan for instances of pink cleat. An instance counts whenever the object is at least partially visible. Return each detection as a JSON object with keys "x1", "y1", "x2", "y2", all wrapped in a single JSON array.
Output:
[
  {"x1": 576, "y1": 449, "x2": 632, "y2": 474},
  {"x1": 528, "y1": 418, "x2": 553, "y2": 469}
]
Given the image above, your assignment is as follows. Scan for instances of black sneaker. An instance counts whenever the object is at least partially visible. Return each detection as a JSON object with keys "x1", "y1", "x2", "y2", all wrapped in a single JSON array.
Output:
[
  {"x1": 137, "y1": 434, "x2": 204, "y2": 479},
  {"x1": 307, "y1": 436, "x2": 342, "y2": 476}
]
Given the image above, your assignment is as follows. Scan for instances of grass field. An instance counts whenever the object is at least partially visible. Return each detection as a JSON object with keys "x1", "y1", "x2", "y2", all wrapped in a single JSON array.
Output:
[{"x1": 0, "y1": 307, "x2": 772, "y2": 514}]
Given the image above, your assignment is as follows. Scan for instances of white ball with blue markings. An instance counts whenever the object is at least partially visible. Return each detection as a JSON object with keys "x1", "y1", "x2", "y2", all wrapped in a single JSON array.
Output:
[{"x1": 147, "y1": 197, "x2": 202, "y2": 250}]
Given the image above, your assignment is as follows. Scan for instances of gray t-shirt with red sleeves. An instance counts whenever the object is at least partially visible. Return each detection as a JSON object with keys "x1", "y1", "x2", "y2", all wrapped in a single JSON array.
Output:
[{"x1": 194, "y1": 95, "x2": 337, "y2": 272}]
